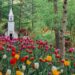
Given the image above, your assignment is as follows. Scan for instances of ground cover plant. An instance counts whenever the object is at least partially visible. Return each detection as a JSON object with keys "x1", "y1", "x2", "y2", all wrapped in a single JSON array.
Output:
[{"x1": 0, "y1": 36, "x2": 75, "y2": 75}]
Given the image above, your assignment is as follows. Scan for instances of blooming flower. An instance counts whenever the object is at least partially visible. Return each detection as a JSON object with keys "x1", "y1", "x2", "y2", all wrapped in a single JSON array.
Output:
[
  {"x1": 10, "y1": 58, "x2": 17, "y2": 65},
  {"x1": 0, "y1": 45, "x2": 4, "y2": 51},
  {"x1": 16, "y1": 71, "x2": 24, "y2": 75},
  {"x1": 51, "y1": 66, "x2": 60, "y2": 75},
  {"x1": 60, "y1": 69, "x2": 63, "y2": 73},
  {"x1": 69, "y1": 48, "x2": 74, "y2": 53},
  {"x1": 15, "y1": 54, "x2": 20, "y2": 60},
  {"x1": 45, "y1": 55, "x2": 52, "y2": 62},
  {"x1": 12, "y1": 51, "x2": 16, "y2": 57},
  {"x1": 3, "y1": 54, "x2": 7, "y2": 59},
  {"x1": 6, "y1": 69, "x2": 11, "y2": 75},
  {"x1": 26, "y1": 60, "x2": 31, "y2": 65},
  {"x1": 64, "y1": 60, "x2": 70, "y2": 66},
  {"x1": 0, "y1": 71, "x2": 2, "y2": 75},
  {"x1": 22, "y1": 64, "x2": 26, "y2": 71},
  {"x1": 34, "y1": 62, "x2": 39, "y2": 69},
  {"x1": 30, "y1": 57, "x2": 34, "y2": 61},
  {"x1": 21, "y1": 56, "x2": 29, "y2": 62},
  {"x1": 52, "y1": 70, "x2": 60, "y2": 75}
]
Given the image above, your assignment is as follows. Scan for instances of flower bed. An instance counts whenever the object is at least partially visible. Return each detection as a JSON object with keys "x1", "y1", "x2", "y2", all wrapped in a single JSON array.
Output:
[{"x1": 0, "y1": 36, "x2": 75, "y2": 75}]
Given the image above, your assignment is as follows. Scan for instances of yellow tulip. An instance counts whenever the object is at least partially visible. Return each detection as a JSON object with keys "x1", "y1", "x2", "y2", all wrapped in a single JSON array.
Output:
[
  {"x1": 0, "y1": 72, "x2": 2, "y2": 75},
  {"x1": 45, "y1": 55, "x2": 52, "y2": 62},
  {"x1": 16, "y1": 71, "x2": 24, "y2": 75},
  {"x1": 52, "y1": 70, "x2": 60, "y2": 75},
  {"x1": 26, "y1": 60, "x2": 31, "y2": 65},
  {"x1": 15, "y1": 54, "x2": 20, "y2": 60},
  {"x1": 64, "y1": 60, "x2": 70, "y2": 66}
]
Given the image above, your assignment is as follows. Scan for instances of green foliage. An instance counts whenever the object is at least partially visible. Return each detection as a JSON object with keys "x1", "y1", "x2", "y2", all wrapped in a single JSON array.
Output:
[{"x1": 0, "y1": 0, "x2": 75, "y2": 43}]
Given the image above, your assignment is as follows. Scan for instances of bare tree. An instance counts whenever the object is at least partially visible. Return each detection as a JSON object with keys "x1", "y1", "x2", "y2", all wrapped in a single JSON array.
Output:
[
  {"x1": 53, "y1": 0, "x2": 60, "y2": 49},
  {"x1": 60, "y1": 0, "x2": 68, "y2": 58},
  {"x1": 18, "y1": 0, "x2": 24, "y2": 37}
]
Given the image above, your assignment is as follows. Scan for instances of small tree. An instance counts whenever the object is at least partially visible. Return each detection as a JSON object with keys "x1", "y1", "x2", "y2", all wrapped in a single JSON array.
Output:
[
  {"x1": 53, "y1": 0, "x2": 60, "y2": 49},
  {"x1": 60, "y1": 0, "x2": 68, "y2": 58}
]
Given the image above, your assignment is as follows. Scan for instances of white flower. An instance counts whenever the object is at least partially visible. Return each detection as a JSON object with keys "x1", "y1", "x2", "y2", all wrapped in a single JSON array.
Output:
[
  {"x1": 3, "y1": 54, "x2": 7, "y2": 59},
  {"x1": 22, "y1": 64, "x2": 26, "y2": 71},
  {"x1": 6, "y1": 69, "x2": 11, "y2": 75},
  {"x1": 51, "y1": 66, "x2": 58, "y2": 71},
  {"x1": 34, "y1": 62, "x2": 39, "y2": 69},
  {"x1": 60, "y1": 69, "x2": 64, "y2": 73},
  {"x1": 22, "y1": 73, "x2": 24, "y2": 75}
]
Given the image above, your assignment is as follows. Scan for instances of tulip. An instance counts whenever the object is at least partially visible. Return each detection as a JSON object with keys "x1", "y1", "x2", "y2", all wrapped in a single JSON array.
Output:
[
  {"x1": 12, "y1": 51, "x2": 16, "y2": 57},
  {"x1": 0, "y1": 71, "x2": 2, "y2": 75},
  {"x1": 6, "y1": 69, "x2": 11, "y2": 75},
  {"x1": 16, "y1": 71, "x2": 24, "y2": 75},
  {"x1": 21, "y1": 57, "x2": 26, "y2": 62},
  {"x1": 22, "y1": 64, "x2": 26, "y2": 71},
  {"x1": 14, "y1": 54, "x2": 20, "y2": 60},
  {"x1": 69, "y1": 48, "x2": 74, "y2": 53},
  {"x1": 74, "y1": 63, "x2": 75, "y2": 67},
  {"x1": 34, "y1": 62, "x2": 39, "y2": 69},
  {"x1": 30, "y1": 57, "x2": 34, "y2": 61},
  {"x1": 54, "y1": 50, "x2": 59, "y2": 55},
  {"x1": 11, "y1": 46, "x2": 16, "y2": 52},
  {"x1": 51, "y1": 66, "x2": 58, "y2": 71},
  {"x1": 0, "y1": 45, "x2": 4, "y2": 51},
  {"x1": 55, "y1": 54, "x2": 61, "y2": 58},
  {"x1": 45, "y1": 55, "x2": 52, "y2": 62},
  {"x1": 10, "y1": 58, "x2": 17, "y2": 65},
  {"x1": 51, "y1": 66, "x2": 60, "y2": 75},
  {"x1": 39, "y1": 58, "x2": 45, "y2": 62},
  {"x1": 61, "y1": 59, "x2": 65, "y2": 63},
  {"x1": 60, "y1": 69, "x2": 63, "y2": 73},
  {"x1": 64, "y1": 60, "x2": 70, "y2": 66},
  {"x1": 3, "y1": 54, "x2": 7, "y2": 59},
  {"x1": 26, "y1": 60, "x2": 31, "y2": 65}
]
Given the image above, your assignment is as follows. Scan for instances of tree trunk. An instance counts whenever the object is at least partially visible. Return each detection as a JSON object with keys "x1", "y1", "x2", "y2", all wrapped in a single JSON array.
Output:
[
  {"x1": 53, "y1": 0, "x2": 60, "y2": 49},
  {"x1": 60, "y1": 0, "x2": 68, "y2": 58},
  {"x1": 18, "y1": 0, "x2": 23, "y2": 37},
  {"x1": 32, "y1": 0, "x2": 34, "y2": 29},
  {"x1": 55, "y1": 29, "x2": 60, "y2": 49}
]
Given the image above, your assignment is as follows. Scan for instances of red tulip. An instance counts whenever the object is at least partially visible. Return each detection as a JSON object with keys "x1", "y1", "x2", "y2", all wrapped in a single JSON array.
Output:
[
  {"x1": 12, "y1": 46, "x2": 16, "y2": 52},
  {"x1": 7, "y1": 44, "x2": 12, "y2": 48},
  {"x1": 74, "y1": 63, "x2": 75, "y2": 67},
  {"x1": 69, "y1": 48, "x2": 74, "y2": 53},
  {"x1": 24, "y1": 55, "x2": 29, "y2": 59},
  {"x1": 30, "y1": 57, "x2": 34, "y2": 61},
  {"x1": 61, "y1": 59, "x2": 65, "y2": 63},
  {"x1": 21, "y1": 57, "x2": 27, "y2": 62},
  {"x1": 12, "y1": 51, "x2": 16, "y2": 57},
  {"x1": 0, "y1": 45, "x2": 4, "y2": 51},
  {"x1": 54, "y1": 50, "x2": 59, "y2": 55},
  {"x1": 21, "y1": 55, "x2": 29, "y2": 62},
  {"x1": 55, "y1": 54, "x2": 61, "y2": 58},
  {"x1": 26, "y1": 49, "x2": 32, "y2": 54},
  {"x1": 10, "y1": 58, "x2": 17, "y2": 65},
  {"x1": 39, "y1": 58, "x2": 45, "y2": 62}
]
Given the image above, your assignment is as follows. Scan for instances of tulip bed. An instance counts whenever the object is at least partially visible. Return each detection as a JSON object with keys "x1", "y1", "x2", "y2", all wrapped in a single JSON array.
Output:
[{"x1": 0, "y1": 36, "x2": 75, "y2": 75}]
